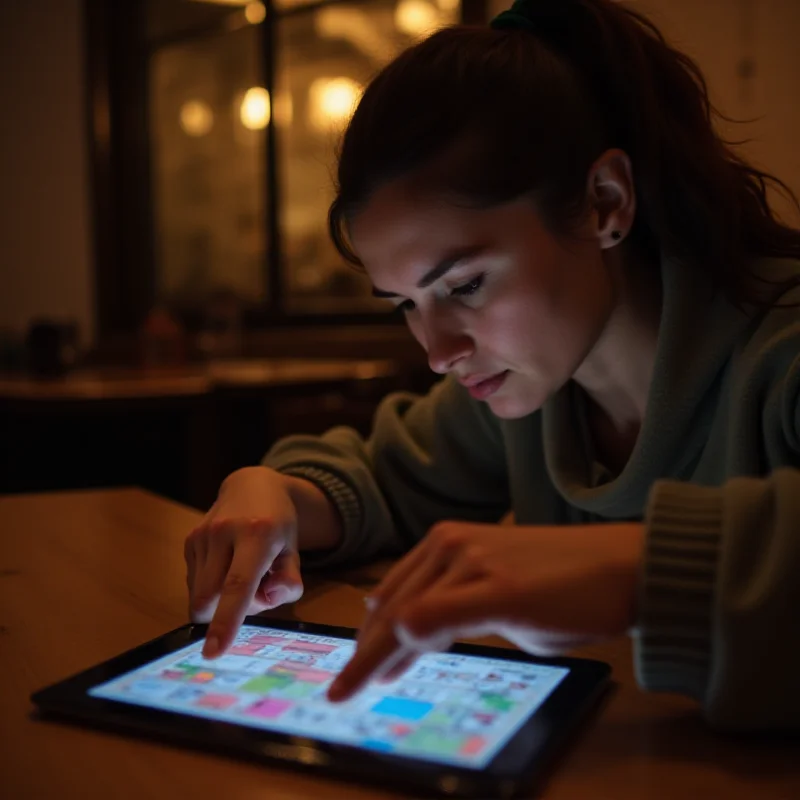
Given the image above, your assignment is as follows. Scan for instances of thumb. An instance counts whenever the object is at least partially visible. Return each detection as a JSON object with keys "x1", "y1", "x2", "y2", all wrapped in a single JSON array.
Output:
[{"x1": 261, "y1": 549, "x2": 304, "y2": 608}]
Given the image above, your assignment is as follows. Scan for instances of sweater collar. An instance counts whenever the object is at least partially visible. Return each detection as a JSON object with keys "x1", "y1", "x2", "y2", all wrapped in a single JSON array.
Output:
[{"x1": 541, "y1": 254, "x2": 750, "y2": 517}]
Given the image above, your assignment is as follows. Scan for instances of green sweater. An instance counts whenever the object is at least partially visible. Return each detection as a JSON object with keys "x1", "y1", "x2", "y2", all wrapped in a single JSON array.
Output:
[{"x1": 264, "y1": 256, "x2": 800, "y2": 731}]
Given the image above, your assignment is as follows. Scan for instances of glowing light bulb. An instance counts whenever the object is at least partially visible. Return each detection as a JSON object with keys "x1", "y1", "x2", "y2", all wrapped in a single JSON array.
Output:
[
  {"x1": 308, "y1": 77, "x2": 362, "y2": 132},
  {"x1": 179, "y1": 100, "x2": 213, "y2": 137},
  {"x1": 244, "y1": 1, "x2": 266, "y2": 24},
  {"x1": 395, "y1": 0, "x2": 439, "y2": 37},
  {"x1": 240, "y1": 87, "x2": 270, "y2": 130}
]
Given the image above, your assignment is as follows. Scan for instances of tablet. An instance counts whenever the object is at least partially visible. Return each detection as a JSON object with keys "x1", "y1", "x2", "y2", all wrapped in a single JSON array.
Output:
[{"x1": 31, "y1": 617, "x2": 610, "y2": 799}]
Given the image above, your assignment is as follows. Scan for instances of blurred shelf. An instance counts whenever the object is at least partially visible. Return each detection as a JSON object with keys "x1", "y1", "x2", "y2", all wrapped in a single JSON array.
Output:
[{"x1": 0, "y1": 357, "x2": 397, "y2": 401}]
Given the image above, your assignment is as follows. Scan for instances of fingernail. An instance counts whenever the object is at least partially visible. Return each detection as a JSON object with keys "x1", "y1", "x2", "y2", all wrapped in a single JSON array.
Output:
[
  {"x1": 203, "y1": 635, "x2": 219, "y2": 658},
  {"x1": 364, "y1": 595, "x2": 378, "y2": 611}
]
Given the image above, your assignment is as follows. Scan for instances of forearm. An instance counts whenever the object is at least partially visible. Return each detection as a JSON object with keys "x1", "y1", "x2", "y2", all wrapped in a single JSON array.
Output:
[
  {"x1": 283, "y1": 473, "x2": 344, "y2": 552},
  {"x1": 263, "y1": 377, "x2": 509, "y2": 566}
]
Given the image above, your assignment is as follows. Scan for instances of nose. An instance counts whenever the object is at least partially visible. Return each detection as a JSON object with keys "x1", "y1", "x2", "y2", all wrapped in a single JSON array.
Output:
[{"x1": 422, "y1": 317, "x2": 474, "y2": 375}]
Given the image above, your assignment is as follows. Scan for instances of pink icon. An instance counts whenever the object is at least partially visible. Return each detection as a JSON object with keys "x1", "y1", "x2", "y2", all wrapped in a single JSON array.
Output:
[
  {"x1": 196, "y1": 694, "x2": 238, "y2": 710},
  {"x1": 245, "y1": 698, "x2": 294, "y2": 719}
]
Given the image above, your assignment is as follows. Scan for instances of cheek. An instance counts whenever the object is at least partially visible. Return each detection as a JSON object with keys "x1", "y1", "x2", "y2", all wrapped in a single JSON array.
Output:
[
  {"x1": 476, "y1": 266, "x2": 610, "y2": 370},
  {"x1": 405, "y1": 314, "x2": 427, "y2": 349},
  {"x1": 476, "y1": 292, "x2": 560, "y2": 362}
]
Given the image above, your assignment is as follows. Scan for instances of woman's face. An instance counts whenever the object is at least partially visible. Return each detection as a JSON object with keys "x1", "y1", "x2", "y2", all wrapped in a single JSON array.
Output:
[{"x1": 349, "y1": 179, "x2": 619, "y2": 419}]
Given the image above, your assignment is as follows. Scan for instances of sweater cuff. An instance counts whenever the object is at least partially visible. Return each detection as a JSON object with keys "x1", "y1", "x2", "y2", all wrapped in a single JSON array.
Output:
[
  {"x1": 635, "y1": 480, "x2": 723, "y2": 702},
  {"x1": 276, "y1": 465, "x2": 364, "y2": 569}
]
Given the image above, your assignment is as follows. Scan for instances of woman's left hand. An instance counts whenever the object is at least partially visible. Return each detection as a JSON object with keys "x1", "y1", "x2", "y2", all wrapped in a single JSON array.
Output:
[{"x1": 328, "y1": 520, "x2": 644, "y2": 701}]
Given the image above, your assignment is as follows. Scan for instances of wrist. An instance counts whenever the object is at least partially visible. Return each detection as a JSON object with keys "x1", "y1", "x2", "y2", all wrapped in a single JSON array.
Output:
[
  {"x1": 282, "y1": 473, "x2": 344, "y2": 552},
  {"x1": 635, "y1": 481, "x2": 722, "y2": 699},
  {"x1": 219, "y1": 465, "x2": 267, "y2": 493}
]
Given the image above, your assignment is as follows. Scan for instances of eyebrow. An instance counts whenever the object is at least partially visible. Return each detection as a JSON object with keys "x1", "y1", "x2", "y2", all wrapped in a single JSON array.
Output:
[{"x1": 371, "y1": 246, "x2": 485, "y2": 299}]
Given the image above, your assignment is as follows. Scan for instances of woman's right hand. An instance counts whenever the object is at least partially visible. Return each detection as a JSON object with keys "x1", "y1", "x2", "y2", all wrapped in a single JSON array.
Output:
[{"x1": 184, "y1": 466, "x2": 304, "y2": 658}]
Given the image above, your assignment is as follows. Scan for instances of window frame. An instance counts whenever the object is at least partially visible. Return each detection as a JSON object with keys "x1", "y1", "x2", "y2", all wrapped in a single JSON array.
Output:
[{"x1": 84, "y1": 0, "x2": 487, "y2": 338}]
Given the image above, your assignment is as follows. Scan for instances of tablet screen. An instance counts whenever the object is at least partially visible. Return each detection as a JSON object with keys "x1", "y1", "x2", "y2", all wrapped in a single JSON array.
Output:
[{"x1": 89, "y1": 624, "x2": 569, "y2": 769}]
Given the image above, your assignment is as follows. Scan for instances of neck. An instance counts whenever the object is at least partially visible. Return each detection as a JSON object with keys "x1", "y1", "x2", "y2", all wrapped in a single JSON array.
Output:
[{"x1": 573, "y1": 246, "x2": 663, "y2": 435}]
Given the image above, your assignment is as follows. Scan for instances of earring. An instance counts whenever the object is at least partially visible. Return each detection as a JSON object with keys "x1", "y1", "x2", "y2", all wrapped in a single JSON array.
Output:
[{"x1": 611, "y1": 230, "x2": 622, "y2": 241}]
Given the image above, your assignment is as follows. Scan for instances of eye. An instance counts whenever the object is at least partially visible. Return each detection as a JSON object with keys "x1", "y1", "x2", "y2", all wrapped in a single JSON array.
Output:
[
  {"x1": 394, "y1": 299, "x2": 416, "y2": 314},
  {"x1": 450, "y1": 274, "x2": 484, "y2": 298}
]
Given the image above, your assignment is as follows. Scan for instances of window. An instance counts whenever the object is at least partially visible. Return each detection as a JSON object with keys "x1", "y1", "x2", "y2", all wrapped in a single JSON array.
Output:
[{"x1": 88, "y1": 0, "x2": 471, "y2": 337}]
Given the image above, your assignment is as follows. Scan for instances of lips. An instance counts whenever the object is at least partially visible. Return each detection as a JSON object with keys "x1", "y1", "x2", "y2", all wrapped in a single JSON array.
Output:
[{"x1": 459, "y1": 371, "x2": 509, "y2": 401}]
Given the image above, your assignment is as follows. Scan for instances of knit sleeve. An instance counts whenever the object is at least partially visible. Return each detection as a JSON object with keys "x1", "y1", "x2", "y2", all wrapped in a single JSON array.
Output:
[
  {"x1": 636, "y1": 470, "x2": 800, "y2": 730},
  {"x1": 263, "y1": 376, "x2": 510, "y2": 568}
]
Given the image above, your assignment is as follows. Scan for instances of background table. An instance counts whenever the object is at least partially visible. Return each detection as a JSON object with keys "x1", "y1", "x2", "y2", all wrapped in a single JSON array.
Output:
[
  {"x1": 0, "y1": 358, "x2": 406, "y2": 509},
  {"x1": 1, "y1": 489, "x2": 798, "y2": 798}
]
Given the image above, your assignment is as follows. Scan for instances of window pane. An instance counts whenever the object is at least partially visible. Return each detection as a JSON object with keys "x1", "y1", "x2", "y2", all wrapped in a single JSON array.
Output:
[
  {"x1": 277, "y1": 0, "x2": 460, "y2": 314},
  {"x1": 147, "y1": 0, "x2": 235, "y2": 43},
  {"x1": 146, "y1": 0, "x2": 266, "y2": 43},
  {"x1": 149, "y1": 24, "x2": 268, "y2": 316}
]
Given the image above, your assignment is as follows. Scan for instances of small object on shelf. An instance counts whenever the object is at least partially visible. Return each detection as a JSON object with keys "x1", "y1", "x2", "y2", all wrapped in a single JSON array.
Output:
[
  {"x1": 139, "y1": 307, "x2": 187, "y2": 367},
  {"x1": 25, "y1": 319, "x2": 79, "y2": 378}
]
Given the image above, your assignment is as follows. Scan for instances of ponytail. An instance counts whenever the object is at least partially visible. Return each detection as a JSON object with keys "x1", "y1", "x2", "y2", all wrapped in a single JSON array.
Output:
[{"x1": 330, "y1": 0, "x2": 800, "y2": 307}]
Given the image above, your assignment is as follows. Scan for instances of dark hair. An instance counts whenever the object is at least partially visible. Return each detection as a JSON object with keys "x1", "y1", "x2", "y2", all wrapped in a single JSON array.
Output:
[{"x1": 328, "y1": 0, "x2": 800, "y2": 307}]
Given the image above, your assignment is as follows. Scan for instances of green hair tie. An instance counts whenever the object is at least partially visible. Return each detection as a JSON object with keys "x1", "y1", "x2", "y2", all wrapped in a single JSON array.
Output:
[
  {"x1": 490, "y1": 0, "x2": 540, "y2": 32},
  {"x1": 490, "y1": 0, "x2": 574, "y2": 41}
]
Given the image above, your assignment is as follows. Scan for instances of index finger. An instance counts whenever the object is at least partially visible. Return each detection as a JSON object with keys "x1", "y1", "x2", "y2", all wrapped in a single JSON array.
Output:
[
  {"x1": 203, "y1": 523, "x2": 283, "y2": 657},
  {"x1": 328, "y1": 622, "x2": 407, "y2": 702}
]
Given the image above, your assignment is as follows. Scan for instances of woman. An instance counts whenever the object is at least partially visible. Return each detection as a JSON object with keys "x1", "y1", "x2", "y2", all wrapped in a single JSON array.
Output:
[{"x1": 184, "y1": 0, "x2": 800, "y2": 730}]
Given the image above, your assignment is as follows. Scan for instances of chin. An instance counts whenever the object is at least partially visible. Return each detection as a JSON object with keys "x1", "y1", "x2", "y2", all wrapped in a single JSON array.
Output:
[{"x1": 486, "y1": 393, "x2": 544, "y2": 420}]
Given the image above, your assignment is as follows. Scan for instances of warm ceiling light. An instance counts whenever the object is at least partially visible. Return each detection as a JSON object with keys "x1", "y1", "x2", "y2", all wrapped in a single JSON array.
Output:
[
  {"x1": 395, "y1": 0, "x2": 439, "y2": 37},
  {"x1": 240, "y1": 87, "x2": 270, "y2": 130},
  {"x1": 308, "y1": 77, "x2": 362, "y2": 132},
  {"x1": 244, "y1": 1, "x2": 266, "y2": 23},
  {"x1": 179, "y1": 100, "x2": 213, "y2": 136}
]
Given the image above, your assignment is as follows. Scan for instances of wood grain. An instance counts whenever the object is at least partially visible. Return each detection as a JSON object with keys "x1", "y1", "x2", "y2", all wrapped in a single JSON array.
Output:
[{"x1": 1, "y1": 489, "x2": 797, "y2": 799}]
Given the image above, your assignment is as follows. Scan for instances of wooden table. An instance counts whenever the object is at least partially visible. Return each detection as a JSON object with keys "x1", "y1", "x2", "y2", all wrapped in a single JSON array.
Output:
[{"x1": 2, "y1": 490, "x2": 798, "y2": 799}]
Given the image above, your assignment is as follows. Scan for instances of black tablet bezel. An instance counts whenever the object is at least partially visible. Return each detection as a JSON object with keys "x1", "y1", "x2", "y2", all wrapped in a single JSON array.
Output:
[{"x1": 31, "y1": 616, "x2": 610, "y2": 799}]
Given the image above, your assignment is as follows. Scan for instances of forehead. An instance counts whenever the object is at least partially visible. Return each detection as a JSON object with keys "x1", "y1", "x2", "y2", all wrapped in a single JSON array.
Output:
[
  {"x1": 348, "y1": 178, "x2": 478, "y2": 270},
  {"x1": 348, "y1": 178, "x2": 552, "y2": 290}
]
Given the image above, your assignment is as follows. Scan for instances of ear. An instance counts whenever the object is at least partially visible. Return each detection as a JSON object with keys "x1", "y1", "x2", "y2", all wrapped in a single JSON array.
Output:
[{"x1": 585, "y1": 149, "x2": 636, "y2": 249}]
